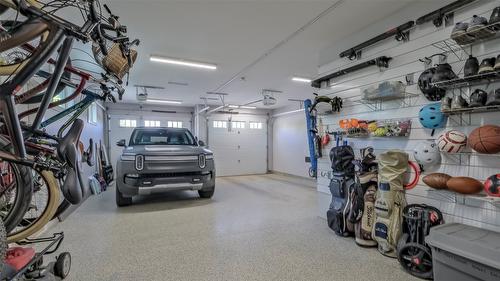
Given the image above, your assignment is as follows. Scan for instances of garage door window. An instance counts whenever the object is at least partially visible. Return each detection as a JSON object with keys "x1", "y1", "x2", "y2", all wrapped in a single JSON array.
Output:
[
  {"x1": 213, "y1": 121, "x2": 227, "y2": 128},
  {"x1": 145, "y1": 120, "x2": 161, "y2": 127},
  {"x1": 167, "y1": 121, "x2": 183, "y2": 128},
  {"x1": 232, "y1": 121, "x2": 245, "y2": 129},
  {"x1": 249, "y1": 122, "x2": 263, "y2": 129},
  {"x1": 119, "y1": 119, "x2": 137, "y2": 128}
]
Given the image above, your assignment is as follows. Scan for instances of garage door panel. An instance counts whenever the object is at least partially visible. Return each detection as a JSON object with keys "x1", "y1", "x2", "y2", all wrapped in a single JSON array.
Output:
[{"x1": 208, "y1": 118, "x2": 267, "y2": 176}]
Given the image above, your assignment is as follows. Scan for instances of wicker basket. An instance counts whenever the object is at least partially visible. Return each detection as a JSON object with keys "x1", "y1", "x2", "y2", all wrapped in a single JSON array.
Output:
[{"x1": 102, "y1": 43, "x2": 137, "y2": 79}]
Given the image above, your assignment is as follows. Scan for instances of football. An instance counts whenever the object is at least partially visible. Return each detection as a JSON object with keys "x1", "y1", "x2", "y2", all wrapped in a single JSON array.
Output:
[
  {"x1": 484, "y1": 174, "x2": 500, "y2": 197},
  {"x1": 447, "y1": 177, "x2": 484, "y2": 194},
  {"x1": 437, "y1": 130, "x2": 467, "y2": 153},
  {"x1": 423, "y1": 173, "x2": 451, "y2": 190}
]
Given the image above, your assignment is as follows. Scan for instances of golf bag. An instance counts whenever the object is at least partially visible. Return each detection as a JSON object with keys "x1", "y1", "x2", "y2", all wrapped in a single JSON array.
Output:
[
  {"x1": 326, "y1": 145, "x2": 356, "y2": 237},
  {"x1": 373, "y1": 150, "x2": 408, "y2": 257},
  {"x1": 350, "y1": 147, "x2": 378, "y2": 247}
]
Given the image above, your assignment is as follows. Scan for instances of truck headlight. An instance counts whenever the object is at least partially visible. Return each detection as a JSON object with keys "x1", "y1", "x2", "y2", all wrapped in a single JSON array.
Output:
[
  {"x1": 121, "y1": 154, "x2": 135, "y2": 161},
  {"x1": 198, "y1": 154, "x2": 206, "y2": 169},
  {"x1": 206, "y1": 154, "x2": 213, "y2": 160},
  {"x1": 135, "y1": 155, "x2": 144, "y2": 171}
]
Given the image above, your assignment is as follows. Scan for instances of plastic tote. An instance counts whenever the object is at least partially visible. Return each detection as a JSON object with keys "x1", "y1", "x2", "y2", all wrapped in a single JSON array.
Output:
[{"x1": 425, "y1": 223, "x2": 500, "y2": 281}]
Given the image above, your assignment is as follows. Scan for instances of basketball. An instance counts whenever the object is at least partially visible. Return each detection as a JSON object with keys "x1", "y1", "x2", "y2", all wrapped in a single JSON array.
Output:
[
  {"x1": 437, "y1": 130, "x2": 467, "y2": 153},
  {"x1": 468, "y1": 125, "x2": 500, "y2": 154},
  {"x1": 485, "y1": 174, "x2": 500, "y2": 197}
]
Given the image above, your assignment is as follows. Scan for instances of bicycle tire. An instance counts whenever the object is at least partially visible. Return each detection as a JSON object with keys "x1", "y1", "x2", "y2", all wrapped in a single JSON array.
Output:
[
  {"x1": 0, "y1": 160, "x2": 33, "y2": 234},
  {"x1": 0, "y1": 0, "x2": 48, "y2": 76},
  {"x1": 7, "y1": 170, "x2": 59, "y2": 243}
]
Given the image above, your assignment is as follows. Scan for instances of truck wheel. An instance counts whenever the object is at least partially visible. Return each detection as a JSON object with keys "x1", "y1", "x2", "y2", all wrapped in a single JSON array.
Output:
[
  {"x1": 198, "y1": 186, "x2": 215, "y2": 199},
  {"x1": 54, "y1": 252, "x2": 71, "y2": 279},
  {"x1": 116, "y1": 187, "x2": 132, "y2": 207}
]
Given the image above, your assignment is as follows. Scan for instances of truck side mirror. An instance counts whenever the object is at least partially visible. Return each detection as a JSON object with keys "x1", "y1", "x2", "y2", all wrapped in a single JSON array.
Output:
[
  {"x1": 116, "y1": 139, "x2": 126, "y2": 147},
  {"x1": 198, "y1": 140, "x2": 205, "y2": 146}
]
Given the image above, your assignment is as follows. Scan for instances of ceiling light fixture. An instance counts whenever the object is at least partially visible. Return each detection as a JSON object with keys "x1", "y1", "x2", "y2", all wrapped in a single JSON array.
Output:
[
  {"x1": 228, "y1": 105, "x2": 239, "y2": 109},
  {"x1": 146, "y1": 98, "x2": 182, "y2": 104},
  {"x1": 292, "y1": 77, "x2": 312, "y2": 83},
  {"x1": 150, "y1": 55, "x2": 217, "y2": 70},
  {"x1": 240, "y1": 106, "x2": 257, "y2": 109}
]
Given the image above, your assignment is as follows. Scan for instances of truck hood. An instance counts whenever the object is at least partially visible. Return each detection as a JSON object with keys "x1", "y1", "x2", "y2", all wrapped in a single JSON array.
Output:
[{"x1": 123, "y1": 145, "x2": 213, "y2": 156}]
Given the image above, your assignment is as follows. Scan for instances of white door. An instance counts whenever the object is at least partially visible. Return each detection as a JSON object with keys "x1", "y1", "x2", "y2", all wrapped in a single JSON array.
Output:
[{"x1": 208, "y1": 118, "x2": 267, "y2": 176}]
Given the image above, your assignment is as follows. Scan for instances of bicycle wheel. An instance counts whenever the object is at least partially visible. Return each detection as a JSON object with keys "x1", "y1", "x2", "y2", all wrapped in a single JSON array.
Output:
[
  {"x1": 7, "y1": 169, "x2": 59, "y2": 243},
  {"x1": 0, "y1": 0, "x2": 48, "y2": 76},
  {"x1": 0, "y1": 159, "x2": 33, "y2": 233}
]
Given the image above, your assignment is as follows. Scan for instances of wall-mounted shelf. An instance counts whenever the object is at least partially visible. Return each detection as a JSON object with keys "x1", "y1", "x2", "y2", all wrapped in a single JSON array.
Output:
[
  {"x1": 431, "y1": 71, "x2": 500, "y2": 89},
  {"x1": 443, "y1": 104, "x2": 500, "y2": 115},
  {"x1": 358, "y1": 92, "x2": 419, "y2": 111}
]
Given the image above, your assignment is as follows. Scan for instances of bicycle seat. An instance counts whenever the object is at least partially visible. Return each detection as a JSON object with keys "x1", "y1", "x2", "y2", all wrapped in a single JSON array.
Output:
[{"x1": 57, "y1": 119, "x2": 88, "y2": 204}]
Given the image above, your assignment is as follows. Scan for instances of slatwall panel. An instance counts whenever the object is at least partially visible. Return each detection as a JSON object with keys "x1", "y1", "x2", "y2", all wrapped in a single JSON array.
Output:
[{"x1": 316, "y1": 1, "x2": 500, "y2": 232}]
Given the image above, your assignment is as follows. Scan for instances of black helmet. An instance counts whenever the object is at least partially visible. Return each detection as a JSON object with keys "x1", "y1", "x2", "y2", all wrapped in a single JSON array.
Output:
[
  {"x1": 464, "y1": 55, "x2": 479, "y2": 77},
  {"x1": 432, "y1": 63, "x2": 458, "y2": 83},
  {"x1": 486, "y1": 88, "x2": 500, "y2": 106},
  {"x1": 418, "y1": 67, "x2": 446, "y2": 101},
  {"x1": 469, "y1": 89, "x2": 488, "y2": 107}
]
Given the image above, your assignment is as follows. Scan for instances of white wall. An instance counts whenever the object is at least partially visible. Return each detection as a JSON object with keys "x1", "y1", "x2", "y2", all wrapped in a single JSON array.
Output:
[
  {"x1": 271, "y1": 106, "x2": 309, "y2": 178},
  {"x1": 316, "y1": 0, "x2": 500, "y2": 232}
]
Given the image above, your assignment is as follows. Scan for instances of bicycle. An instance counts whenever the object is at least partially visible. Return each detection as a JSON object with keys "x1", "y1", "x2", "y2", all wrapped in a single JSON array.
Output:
[{"x1": 0, "y1": 0, "x2": 137, "y2": 237}]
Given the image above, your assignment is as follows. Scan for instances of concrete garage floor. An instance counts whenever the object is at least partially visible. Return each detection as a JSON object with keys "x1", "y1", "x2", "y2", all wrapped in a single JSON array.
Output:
[{"x1": 51, "y1": 174, "x2": 418, "y2": 281}]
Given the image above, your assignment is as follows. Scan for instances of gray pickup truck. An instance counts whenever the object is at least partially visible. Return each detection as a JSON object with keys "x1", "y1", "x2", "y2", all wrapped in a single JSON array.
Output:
[{"x1": 115, "y1": 127, "x2": 215, "y2": 207}]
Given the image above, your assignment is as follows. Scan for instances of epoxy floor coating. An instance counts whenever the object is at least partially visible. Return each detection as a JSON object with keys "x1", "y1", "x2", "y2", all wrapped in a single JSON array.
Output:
[{"x1": 52, "y1": 174, "x2": 418, "y2": 281}]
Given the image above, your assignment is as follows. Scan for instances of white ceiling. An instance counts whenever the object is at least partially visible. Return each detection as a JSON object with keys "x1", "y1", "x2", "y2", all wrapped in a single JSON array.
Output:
[{"x1": 76, "y1": 0, "x2": 424, "y2": 109}]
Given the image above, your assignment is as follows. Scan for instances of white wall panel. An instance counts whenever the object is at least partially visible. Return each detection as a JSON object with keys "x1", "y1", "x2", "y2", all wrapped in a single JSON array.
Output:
[{"x1": 316, "y1": 0, "x2": 500, "y2": 232}]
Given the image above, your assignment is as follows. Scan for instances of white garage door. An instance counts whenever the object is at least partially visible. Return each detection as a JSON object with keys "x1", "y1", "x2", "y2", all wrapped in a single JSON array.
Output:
[
  {"x1": 108, "y1": 114, "x2": 190, "y2": 166},
  {"x1": 208, "y1": 118, "x2": 267, "y2": 176}
]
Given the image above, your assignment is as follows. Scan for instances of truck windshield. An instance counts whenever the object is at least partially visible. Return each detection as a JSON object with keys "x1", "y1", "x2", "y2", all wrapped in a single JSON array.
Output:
[{"x1": 130, "y1": 129, "x2": 196, "y2": 146}]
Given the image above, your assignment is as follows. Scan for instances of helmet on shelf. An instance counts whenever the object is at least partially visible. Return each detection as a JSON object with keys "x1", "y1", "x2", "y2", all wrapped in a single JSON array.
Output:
[
  {"x1": 414, "y1": 140, "x2": 441, "y2": 166},
  {"x1": 418, "y1": 67, "x2": 447, "y2": 101},
  {"x1": 419, "y1": 103, "x2": 446, "y2": 129}
]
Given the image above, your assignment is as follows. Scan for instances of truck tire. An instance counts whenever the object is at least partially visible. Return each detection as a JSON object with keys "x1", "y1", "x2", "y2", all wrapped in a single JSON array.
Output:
[
  {"x1": 116, "y1": 186, "x2": 132, "y2": 207},
  {"x1": 198, "y1": 186, "x2": 215, "y2": 199}
]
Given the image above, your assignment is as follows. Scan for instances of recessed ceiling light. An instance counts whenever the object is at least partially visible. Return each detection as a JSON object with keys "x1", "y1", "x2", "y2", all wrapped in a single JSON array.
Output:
[
  {"x1": 146, "y1": 98, "x2": 182, "y2": 104},
  {"x1": 292, "y1": 77, "x2": 312, "y2": 83},
  {"x1": 240, "y1": 106, "x2": 257, "y2": 109},
  {"x1": 150, "y1": 55, "x2": 217, "y2": 70}
]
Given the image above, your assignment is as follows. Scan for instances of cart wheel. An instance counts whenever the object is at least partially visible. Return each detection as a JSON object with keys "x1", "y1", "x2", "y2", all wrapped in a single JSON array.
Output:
[
  {"x1": 54, "y1": 252, "x2": 71, "y2": 279},
  {"x1": 397, "y1": 242, "x2": 433, "y2": 280}
]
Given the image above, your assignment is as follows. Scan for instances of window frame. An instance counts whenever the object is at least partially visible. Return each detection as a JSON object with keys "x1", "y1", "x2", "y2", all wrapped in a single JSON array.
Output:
[{"x1": 119, "y1": 119, "x2": 137, "y2": 128}]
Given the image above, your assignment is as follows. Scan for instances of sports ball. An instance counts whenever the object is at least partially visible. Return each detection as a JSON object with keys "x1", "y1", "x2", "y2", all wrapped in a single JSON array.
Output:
[
  {"x1": 468, "y1": 125, "x2": 500, "y2": 154},
  {"x1": 423, "y1": 173, "x2": 451, "y2": 190},
  {"x1": 447, "y1": 177, "x2": 484, "y2": 194},
  {"x1": 437, "y1": 130, "x2": 467, "y2": 153},
  {"x1": 368, "y1": 122, "x2": 378, "y2": 132},
  {"x1": 414, "y1": 140, "x2": 441, "y2": 166},
  {"x1": 374, "y1": 127, "x2": 387, "y2": 137},
  {"x1": 484, "y1": 174, "x2": 500, "y2": 197}
]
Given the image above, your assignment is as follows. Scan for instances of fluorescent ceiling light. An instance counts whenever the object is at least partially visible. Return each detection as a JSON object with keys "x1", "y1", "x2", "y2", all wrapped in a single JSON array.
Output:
[
  {"x1": 292, "y1": 77, "x2": 312, "y2": 83},
  {"x1": 150, "y1": 55, "x2": 217, "y2": 70},
  {"x1": 240, "y1": 106, "x2": 257, "y2": 109},
  {"x1": 146, "y1": 98, "x2": 182, "y2": 104},
  {"x1": 228, "y1": 105, "x2": 239, "y2": 108}
]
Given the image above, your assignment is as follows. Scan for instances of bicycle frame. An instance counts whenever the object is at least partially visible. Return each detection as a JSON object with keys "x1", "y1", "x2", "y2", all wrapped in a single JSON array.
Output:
[{"x1": 41, "y1": 89, "x2": 103, "y2": 138}]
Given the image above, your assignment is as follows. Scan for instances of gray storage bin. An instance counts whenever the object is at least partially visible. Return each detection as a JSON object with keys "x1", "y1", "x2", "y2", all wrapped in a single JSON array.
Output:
[{"x1": 425, "y1": 223, "x2": 500, "y2": 281}]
